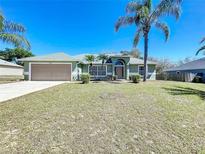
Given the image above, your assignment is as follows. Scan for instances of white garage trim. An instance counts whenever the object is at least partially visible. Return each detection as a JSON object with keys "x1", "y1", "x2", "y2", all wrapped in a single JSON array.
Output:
[{"x1": 29, "y1": 62, "x2": 72, "y2": 81}]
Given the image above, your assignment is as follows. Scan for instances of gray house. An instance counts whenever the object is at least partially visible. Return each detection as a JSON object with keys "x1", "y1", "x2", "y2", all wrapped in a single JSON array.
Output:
[
  {"x1": 164, "y1": 57, "x2": 205, "y2": 82},
  {"x1": 19, "y1": 52, "x2": 157, "y2": 81}
]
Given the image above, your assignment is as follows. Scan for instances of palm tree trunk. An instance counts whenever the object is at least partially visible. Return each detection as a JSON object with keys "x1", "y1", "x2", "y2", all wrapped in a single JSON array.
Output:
[{"x1": 143, "y1": 33, "x2": 148, "y2": 82}]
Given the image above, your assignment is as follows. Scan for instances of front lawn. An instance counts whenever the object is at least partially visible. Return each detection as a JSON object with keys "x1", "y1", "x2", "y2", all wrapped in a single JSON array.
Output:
[{"x1": 0, "y1": 81, "x2": 205, "y2": 153}]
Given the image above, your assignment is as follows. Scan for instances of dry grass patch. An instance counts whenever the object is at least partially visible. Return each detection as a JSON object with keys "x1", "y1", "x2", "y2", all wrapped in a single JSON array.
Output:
[{"x1": 0, "y1": 81, "x2": 205, "y2": 153}]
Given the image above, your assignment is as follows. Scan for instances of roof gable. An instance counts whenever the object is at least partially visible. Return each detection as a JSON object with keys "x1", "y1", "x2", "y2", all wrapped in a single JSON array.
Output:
[{"x1": 0, "y1": 59, "x2": 22, "y2": 68}]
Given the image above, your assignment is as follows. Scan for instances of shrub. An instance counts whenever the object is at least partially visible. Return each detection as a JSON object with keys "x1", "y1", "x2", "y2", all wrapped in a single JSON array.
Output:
[
  {"x1": 131, "y1": 74, "x2": 141, "y2": 83},
  {"x1": 81, "y1": 74, "x2": 90, "y2": 84},
  {"x1": 112, "y1": 75, "x2": 118, "y2": 80},
  {"x1": 192, "y1": 76, "x2": 203, "y2": 83}
]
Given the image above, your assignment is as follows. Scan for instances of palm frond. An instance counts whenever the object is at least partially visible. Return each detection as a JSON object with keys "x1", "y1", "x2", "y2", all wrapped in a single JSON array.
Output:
[
  {"x1": 155, "y1": 22, "x2": 170, "y2": 41},
  {"x1": 0, "y1": 33, "x2": 30, "y2": 50},
  {"x1": 3, "y1": 20, "x2": 26, "y2": 33},
  {"x1": 97, "y1": 54, "x2": 109, "y2": 65},
  {"x1": 150, "y1": 0, "x2": 182, "y2": 22},
  {"x1": 0, "y1": 12, "x2": 4, "y2": 31},
  {"x1": 200, "y1": 37, "x2": 205, "y2": 44},
  {"x1": 126, "y1": 1, "x2": 143, "y2": 13},
  {"x1": 133, "y1": 28, "x2": 143, "y2": 47},
  {"x1": 115, "y1": 16, "x2": 135, "y2": 32},
  {"x1": 144, "y1": 0, "x2": 152, "y2": 12},
  {"x1": 85, "y1": 55, "x2": 95, "y2": 62},
  {"x1": 196, "y1": 46, "x2": 205, "y2": 56}
]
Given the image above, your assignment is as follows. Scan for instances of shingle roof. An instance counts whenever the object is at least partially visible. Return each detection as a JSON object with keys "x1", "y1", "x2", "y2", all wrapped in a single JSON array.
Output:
[
  {"x1": 0, "y1": 59, "x2": 22, "y2": 68},
  {"x1": 73, "y1": 54, "x2": 157, "y2": 65},
  {"x1": 19, "y1": 52, "x2": 157, "y2": 65},
  {"x1": 129, "y1": 57, "x2": 157, "y2": 65},
  {"x1": 165, "y1": 57, "x2": 205, "y2": 71},
  {"x1": 19, "y1": 52, "x2": 79, "y2": 62}
]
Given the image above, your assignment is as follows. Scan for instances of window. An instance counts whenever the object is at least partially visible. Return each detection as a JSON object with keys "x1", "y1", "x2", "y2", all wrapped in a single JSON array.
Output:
[
  {"x1": 89, "y1": 65, "x2": 106, "y2": 76},
  {"x1": 115, "y1": 61, "x2": 124, "y2": 65},
  {"x1": 129, "y1": 65, "x2": 138, "y2": 73},
  {"x1": 139, "y1": 66, "x2": 144, "y2": 76},
  {"x1": 89, "y1": 66, "x2": 97, "y2": 76}
]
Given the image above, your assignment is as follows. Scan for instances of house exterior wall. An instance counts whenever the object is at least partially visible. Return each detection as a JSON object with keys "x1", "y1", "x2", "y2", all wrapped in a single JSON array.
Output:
[
  {"x1": 81, "y1": 63, "x2": 156, "y2": 80},
  {"x1": 23, "y1": 61, "x2": 78, "y2": 81},
  {"x1": 147, "y1": 64, "x2": 156, "y2": 80},
  {"x1": 82, "y1": 64, "x2": 89, "y2": 73},
  {"x1": 107, "y1": 65, "x2": 112, "y2": 75},
  {"x1": 129, "y1": 64, "x2": 156, "y2": 80},
  {"x1": 0, "y1": 65, "x2": 24, "y2": 80}
]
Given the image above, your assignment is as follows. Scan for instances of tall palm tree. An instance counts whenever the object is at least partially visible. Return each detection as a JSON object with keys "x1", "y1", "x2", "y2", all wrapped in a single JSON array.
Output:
[
  {"x1": 115, "y1": 0, "x2": 182, "y2": 81},
  {"x1": 0, "y1": 11, "x2": 30, "y2": 49},
  {"x1": 196, "y1": 37, "x2": 205, "y2": 55},
  {"x1": 97, "y1": 54, "x2": 109, "y2": 66}
]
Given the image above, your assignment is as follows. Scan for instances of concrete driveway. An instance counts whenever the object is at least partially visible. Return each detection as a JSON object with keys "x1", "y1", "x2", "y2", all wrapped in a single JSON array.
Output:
[{"x1": 0, "y1": 81, "x2": 66, "y2": 103}]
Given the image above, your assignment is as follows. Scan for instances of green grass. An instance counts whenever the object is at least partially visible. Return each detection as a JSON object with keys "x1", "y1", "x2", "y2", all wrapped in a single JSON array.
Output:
[{"x1": 0, "y1": 81, "x2": 205, "y2": 153}]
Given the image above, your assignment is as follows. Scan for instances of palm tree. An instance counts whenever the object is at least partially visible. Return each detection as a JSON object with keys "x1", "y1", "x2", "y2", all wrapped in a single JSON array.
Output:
[
  {"x1": 0, "y1": 11, "x2": 30, "y2": 49},
  {"x1": 85, "y1": 54, "x2": 95, "y2": 77},
  {"x1": 115, "y1": 0, "x2": 182, "y2": 81},
  {"x1": 97, "y1": 54, "x2": 109, "y2": 66},
  {"x1": 85, "y1": 55, "x2": 95, "y2": 66},
  {"x1": 196, "y1": 37, "x2": 205, "y2": 55}
]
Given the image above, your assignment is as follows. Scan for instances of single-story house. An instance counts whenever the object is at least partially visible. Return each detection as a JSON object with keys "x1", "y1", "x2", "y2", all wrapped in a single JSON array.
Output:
[
  {"x1": 19, "y1": 52, "x2": 157, "y2": 81},
  {"x1": 164, "y1": 57, "x2": 205, "y2": 82},
  {"x1": 0, "y1": 59, "x2": 24, "y2": 80}
]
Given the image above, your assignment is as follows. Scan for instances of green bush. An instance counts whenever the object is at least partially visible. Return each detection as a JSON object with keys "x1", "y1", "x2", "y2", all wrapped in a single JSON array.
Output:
[
  {"x1": 81, "y1": 74, "x2": 90, "y2": 84},
  {"x1": 192, "y1": 76, "x2": 203, "y2": 83},
  {"x1": 131, "y1": 74, "x2": 141, "y2": 83},
  {"x1": 112, "y1": 75, "x2": 117, "y2": 80}
]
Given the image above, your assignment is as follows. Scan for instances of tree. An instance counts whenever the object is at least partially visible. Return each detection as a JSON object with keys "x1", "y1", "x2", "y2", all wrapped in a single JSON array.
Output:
[
  {"x1": 196, "y1": 37, "x2": 205, "y2": 55},
  {"x1": 156, "y1": 58, "x2": 175, "y2": 73},
  {"x1": 0, "y1": 10, "x2": 30, "y2": 49},
  {"x1": 115, "y1": 0, "x2": 182, "y2": 81},
  {"x1": 0, "y1": 48, "x2": 34, "y2": 62},
  {"x1": 120, "y1": 48, "x2": 141, "y2": 58},
  {"x1": 177, "y1": 57, "x2": 195, "y2": 66},
  {"x1": 85, "y1": 55, "x2": 95, "y2": 66},
  {"x1": 97, "y1": 54, "x2": 109, "y2": 66},
  {"x1": 85, "y1": 55, "x2": 96, "y2": 76}
]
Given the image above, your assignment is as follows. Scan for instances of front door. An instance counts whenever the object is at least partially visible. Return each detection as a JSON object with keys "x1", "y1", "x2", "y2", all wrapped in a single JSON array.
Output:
[{"x1": 115, "y1": 67, "x2": 124, "y2": 79}]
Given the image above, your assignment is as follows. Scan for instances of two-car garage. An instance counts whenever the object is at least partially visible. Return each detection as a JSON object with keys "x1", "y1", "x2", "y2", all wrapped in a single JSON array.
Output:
[
  {"x1": 19, "y1": 53, "x2": 78, "y2": 81},
  {"x1": 30, "y1": 63, "x2": 72, "y2": 81}
]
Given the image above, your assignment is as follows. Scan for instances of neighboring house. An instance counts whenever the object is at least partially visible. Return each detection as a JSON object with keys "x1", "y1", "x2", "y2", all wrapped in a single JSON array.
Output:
[
  {"x1": 19, "y1": 52, "x2": 157, "y2": 81},
  {"x1": 164, "y1": 57, "x2": 205, "y2": 82},
  {"x1": 0, "y1": 59, "x2": 24, "y2": 80}
]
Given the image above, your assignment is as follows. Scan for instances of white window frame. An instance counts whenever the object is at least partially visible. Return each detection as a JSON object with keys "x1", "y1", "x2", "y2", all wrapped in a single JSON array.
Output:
[
  {"x1": 29, "y1": 62, "x2": 72, "y2": 81},
  {"x1": 88, "y1": 65, "x2": 107, "y2": 77}
]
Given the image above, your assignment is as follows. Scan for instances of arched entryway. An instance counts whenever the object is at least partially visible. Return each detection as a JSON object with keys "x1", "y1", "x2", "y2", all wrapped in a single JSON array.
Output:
[{"x1": 114, "y1": 59, "x2": 125, "y2": 79}]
